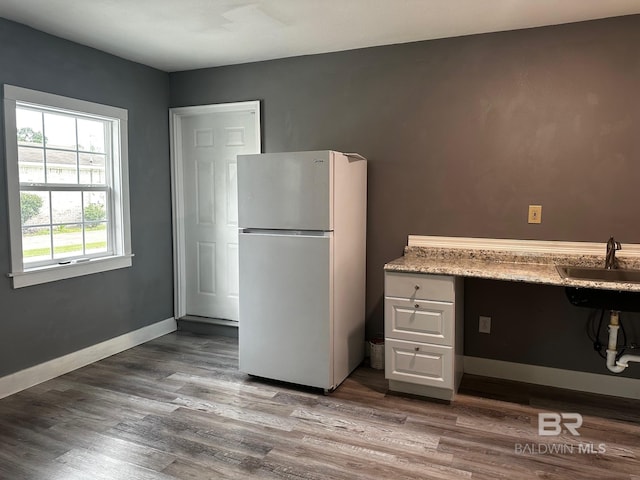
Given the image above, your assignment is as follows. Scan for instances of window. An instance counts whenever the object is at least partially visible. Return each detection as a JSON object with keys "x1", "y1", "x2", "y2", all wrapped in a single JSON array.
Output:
[{"x1": 3, "y1": 85, "x2": 132, "y2": 288}]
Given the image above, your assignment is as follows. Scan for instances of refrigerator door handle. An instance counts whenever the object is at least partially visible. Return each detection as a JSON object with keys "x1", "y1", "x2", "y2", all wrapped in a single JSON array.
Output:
[{"x1": 240, "y1": 228, "x2": 331, "y2": 237}]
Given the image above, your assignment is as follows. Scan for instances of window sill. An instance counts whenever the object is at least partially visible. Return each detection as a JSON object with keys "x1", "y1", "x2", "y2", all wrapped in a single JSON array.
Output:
[{"x1": 8, "y1": 254, "x2": 134, "y2": 288}]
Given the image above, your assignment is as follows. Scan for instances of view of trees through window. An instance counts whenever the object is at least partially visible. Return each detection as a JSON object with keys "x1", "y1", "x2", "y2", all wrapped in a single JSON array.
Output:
[{"x1": 20, "y1": 192, "x2": 107, "y2": 259}]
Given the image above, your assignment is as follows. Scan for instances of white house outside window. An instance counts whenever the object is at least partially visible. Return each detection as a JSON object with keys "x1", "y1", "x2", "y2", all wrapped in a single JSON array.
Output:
[{"x1": 3, "y1": 85, "x2": 132, "y2": 288}]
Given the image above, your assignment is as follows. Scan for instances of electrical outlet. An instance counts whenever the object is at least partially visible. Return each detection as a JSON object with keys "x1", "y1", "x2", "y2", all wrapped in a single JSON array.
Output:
[
  {"x1": 479, "y1": 316, "x2": 491, "y2": 334},
  {"x1": 528, "y1": 205, "x2": 542, "y2": 224}
]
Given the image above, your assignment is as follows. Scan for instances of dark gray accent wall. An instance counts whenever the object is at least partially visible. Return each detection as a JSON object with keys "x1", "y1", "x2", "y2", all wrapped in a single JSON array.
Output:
[
  {"x1": 0, "y1": 19, "x2": 173, "y2": 377},
  {"x1": 170, "y1": 15, "x2": 640, "y2": 378}
]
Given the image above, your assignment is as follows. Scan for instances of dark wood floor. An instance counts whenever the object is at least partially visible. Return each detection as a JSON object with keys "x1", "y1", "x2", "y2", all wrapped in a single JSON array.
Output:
[{"x1": 1, "y1": 332, "x2": 639, "y2": 479}]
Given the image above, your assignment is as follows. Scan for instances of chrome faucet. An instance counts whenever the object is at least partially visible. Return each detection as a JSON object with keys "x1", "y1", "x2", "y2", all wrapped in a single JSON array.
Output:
[{"x1": 605, "y1": 236, "x2": 621, "y2": 269}]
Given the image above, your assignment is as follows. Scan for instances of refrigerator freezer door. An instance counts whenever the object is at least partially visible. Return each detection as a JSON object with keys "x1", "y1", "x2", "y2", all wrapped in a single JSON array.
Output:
[
  {"x1": 238, "y1": 151, "x2": 333, "y2": 231},
  {"x1": 239, "y1": 231, "x2": 333, "y2": 389}
]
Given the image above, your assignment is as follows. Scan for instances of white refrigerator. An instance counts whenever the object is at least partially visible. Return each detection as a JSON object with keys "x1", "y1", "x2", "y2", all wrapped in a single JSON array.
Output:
[{"x1": 237, "y1": 150, "x2": 367, "y2": 391}]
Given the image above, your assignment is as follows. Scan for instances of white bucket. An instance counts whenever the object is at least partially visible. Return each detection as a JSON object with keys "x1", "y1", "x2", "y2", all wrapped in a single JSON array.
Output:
[{"x1": 369, "y1": 339, "x2": 385, "y2": 370}]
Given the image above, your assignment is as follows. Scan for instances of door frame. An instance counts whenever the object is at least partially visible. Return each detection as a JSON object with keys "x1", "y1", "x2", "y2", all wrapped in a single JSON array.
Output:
[{"x1": 169, "y1": 101, "x2": 261, "y2": 320}]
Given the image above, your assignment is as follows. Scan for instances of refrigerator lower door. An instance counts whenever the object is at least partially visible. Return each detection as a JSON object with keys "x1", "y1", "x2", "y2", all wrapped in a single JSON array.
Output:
[{"x1": 239, "y1": 230, "x2": 333, "y2": 389}]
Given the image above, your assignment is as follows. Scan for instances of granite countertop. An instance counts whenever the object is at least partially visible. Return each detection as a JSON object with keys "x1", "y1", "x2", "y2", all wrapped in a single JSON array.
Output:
[{"x1": 384, "y1": 246, "x2": 640, "y2": 292}]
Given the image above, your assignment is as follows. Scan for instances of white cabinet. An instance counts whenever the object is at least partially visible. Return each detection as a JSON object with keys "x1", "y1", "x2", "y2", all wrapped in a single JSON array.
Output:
[{"x1": 384, "y1": 271, "x2": 463, "y2": 401}]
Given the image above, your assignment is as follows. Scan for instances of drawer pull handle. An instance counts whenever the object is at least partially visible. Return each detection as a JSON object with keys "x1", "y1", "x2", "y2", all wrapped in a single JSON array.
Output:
[
  {"x1": 414, "y1": 304, "x2": 420, "y2": 309},
  {"x1": 414, "y1": 347, "x2": 420, "y2": 352},
  {"x1": 414, "y1": 285, "x2": 420, "y2": 290}
]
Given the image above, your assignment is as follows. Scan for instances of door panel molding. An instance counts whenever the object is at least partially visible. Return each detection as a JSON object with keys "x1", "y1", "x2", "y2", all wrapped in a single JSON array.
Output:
[{"x1": 170, "y1": 101, "x2": 261, "y2": 320}]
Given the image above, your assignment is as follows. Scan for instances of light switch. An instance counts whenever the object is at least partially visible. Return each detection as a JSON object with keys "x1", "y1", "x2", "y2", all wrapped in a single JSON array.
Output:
[{"x1": 528, "y1": 205, "x2": 542, "y2": 224}]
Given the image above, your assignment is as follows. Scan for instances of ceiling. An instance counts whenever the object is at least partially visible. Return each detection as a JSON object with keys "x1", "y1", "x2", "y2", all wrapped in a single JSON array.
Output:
[{"x1": 1, "y1": 0, "x2": 640, "y2": 72}]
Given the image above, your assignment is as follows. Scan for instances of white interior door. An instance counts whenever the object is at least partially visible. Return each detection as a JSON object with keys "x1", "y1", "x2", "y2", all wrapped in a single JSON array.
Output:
[{"x1": 171, "y1": 102, "x2": 260, "y2": 321}]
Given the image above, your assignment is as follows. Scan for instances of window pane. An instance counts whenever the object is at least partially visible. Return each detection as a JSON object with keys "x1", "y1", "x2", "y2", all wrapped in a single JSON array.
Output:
[
  {"x1": 51, "y1": 191, "x2": 82, "y2": 224},
  {"x1": 83, "y1": 191, "x2": 107, "y2": 222},
  {"x1": 77, "y1": 118, "x2": 105, "y2": 153},
  {"x1": 16, "y1": 108, "x2": 44, "y2": 147},
  {"x1": 53, "y1": 224, "x2": 83, "y2": 259},
  {"x1": 85, "y1": 222, "x2": 108, "y2": 254},
  {"x1": 46, "y1": 150, "x2": 78, "y2": 184},
  {"x1": 79, "y1": 153, "x2": 106, "y2": 185},
  {"x1": 44, "y1": 112, "x2": 76, "y2": 150},
  {"x1": 21, "y1": 191, "x2": 50, "y2": 226},
  {"x1": 18, "y1": 147, "x2": 45, "y2": 183},
  {"x1": 23, "y1": 227, "x2": 51, "y2": 263}
]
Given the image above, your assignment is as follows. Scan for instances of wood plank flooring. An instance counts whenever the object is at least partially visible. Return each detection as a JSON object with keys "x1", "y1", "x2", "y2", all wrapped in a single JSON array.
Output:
[{"x1": 1, "y1": 332, "x2": 639, "y2": 479}]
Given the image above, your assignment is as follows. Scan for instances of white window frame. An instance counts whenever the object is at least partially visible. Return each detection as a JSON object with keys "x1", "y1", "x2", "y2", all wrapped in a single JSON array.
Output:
[{"x1": 3, "y1": 85, "x2": 132, "y2": 288}]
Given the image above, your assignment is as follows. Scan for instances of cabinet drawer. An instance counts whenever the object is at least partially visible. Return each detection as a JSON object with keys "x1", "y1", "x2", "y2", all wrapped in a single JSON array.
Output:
[
  {"x1": 385, "y1": 272, "x2": 455, "y2": 302},
  {"x1": 385, "y1": 298, "x2": 453, "y2": 345},
  {"x1": 384, "y1": 338, "x2": 453, "y2": 389}
]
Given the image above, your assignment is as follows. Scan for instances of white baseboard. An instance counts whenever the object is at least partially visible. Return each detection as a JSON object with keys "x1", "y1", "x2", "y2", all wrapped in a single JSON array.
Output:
[
  {"x1": 464, "y1": 356, "x2": 640, "y2": 400},
  {"x1": 0, "y1": 317, "x2": 177, "y2": 399}
]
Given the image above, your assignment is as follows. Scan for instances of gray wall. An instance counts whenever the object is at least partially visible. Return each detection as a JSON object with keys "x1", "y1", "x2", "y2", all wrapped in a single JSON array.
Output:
[
  {"x1": 0, "y1": 19, "x2": 173, "y2": 377},
  {"x1": 170, "y1": 15, "x2": 640, "y2": 378}
]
